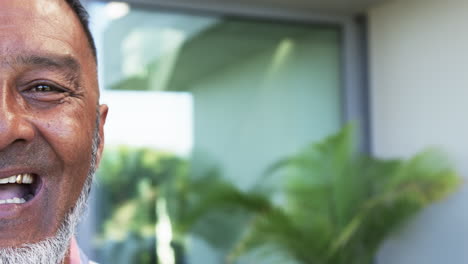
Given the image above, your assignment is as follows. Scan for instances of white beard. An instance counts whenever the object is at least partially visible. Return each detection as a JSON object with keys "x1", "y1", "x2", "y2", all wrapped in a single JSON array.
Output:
[
  {"x1": 0, "y1": 175, "x2": 92, "y2": 264},
  {"x1": 0, "y1": 121, "x2": 100, "y2": 264}
]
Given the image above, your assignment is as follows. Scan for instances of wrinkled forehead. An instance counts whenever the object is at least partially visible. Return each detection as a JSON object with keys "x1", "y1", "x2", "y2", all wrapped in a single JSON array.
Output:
[
  {"x1": 0, "y1": 0, "x2": 75, "y2": 36},
  {"x1": 0, "y1": 0, "x2": 69, "y2": 17},
  {"x1": 0, "y1": 0, "x2": 94, "y2": 68},
  {"x1": 0, "y1": 0, "x2": 97, "y2": 94}
]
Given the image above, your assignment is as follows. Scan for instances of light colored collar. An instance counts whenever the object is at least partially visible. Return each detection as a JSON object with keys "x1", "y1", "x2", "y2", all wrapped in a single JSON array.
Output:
[
  {"x1": 69, "y1": 237, "x2": 95, "y2": 264},
  {"x1": 69, "y1": 237, "x2": 82, "y2": 264}
]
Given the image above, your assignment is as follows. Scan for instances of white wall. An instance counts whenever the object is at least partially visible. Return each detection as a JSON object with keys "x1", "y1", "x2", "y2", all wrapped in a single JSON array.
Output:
[{"x1": 369, "y1": 0, "x2": 468, "y2": 263}]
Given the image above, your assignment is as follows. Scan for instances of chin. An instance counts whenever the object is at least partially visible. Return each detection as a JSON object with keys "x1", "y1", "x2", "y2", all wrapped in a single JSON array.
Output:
[{"x1": 0, "y1": 172, "x2": 93, "y2": 264}]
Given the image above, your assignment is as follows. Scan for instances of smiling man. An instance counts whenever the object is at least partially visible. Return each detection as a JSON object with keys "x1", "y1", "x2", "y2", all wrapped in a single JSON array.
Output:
[{"x1": 0, "y1": 0, "x2": 108, "y2": 263}]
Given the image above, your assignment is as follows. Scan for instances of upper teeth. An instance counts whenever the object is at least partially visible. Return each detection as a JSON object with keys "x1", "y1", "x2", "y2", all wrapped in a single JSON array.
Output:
[{"x1": 0, "y1": 174, "x2": 34, "y2": 184}]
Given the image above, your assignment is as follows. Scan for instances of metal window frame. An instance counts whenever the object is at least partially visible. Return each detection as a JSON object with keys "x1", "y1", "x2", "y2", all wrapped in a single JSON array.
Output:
[{"x1": 88, "y1": 0, "x2": 371, "y2": 152}]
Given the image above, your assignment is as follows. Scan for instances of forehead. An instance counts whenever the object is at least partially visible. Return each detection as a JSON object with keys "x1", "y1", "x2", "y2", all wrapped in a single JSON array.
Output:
[{"x1": 0, "y1": 0, "x2": 93, "y2": 69}]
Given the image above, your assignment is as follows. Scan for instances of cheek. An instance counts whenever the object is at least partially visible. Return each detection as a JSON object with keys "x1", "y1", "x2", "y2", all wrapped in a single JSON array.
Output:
[
  {"x1": 28, "y1": 109, "x2": 97, "y2": 223},
  {"x1": 34, "y1": 112, "x2": 95, "y2": 177}
]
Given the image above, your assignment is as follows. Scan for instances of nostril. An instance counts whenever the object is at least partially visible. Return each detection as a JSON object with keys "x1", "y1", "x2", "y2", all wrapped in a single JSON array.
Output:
[
  {"x1": 0, "y1": 117, "x2": 35, "y2": 150},
  {"x1": 12, "y1": 139, "x2": 28, "y2": 144}
]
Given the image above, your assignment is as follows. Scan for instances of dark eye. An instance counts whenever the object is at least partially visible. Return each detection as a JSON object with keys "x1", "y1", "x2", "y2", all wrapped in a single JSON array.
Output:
[
  {"x1": 21, "y1": 81, "x2": 72, "y2": 104},
  {"x1": 31, "y1": 84, "x2": 57, "y2": 92}
]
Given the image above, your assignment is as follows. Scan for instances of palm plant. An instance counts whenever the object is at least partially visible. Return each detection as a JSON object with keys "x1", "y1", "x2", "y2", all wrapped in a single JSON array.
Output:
[
  {"x1": 186, "y1": 126, "x2": 461, "y2": 264},
  {"x1": 93, "y1": 126, "x2": 461, "y2": 264},
  {"x1": 95, "y1": 146, "x2": 188, "y2": 264}
]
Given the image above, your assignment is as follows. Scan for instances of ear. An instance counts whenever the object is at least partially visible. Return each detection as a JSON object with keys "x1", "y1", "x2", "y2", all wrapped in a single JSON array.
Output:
[{"x1": 95, "y1": 104, "x2": 109, "y2": 168}]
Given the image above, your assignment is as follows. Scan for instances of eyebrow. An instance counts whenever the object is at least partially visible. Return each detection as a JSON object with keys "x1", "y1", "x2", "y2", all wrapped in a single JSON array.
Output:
[
  {"x1": 5, "y1": 53, "x2": 83, "y2": 90},
  {"x1": 18, "y1": 54, "x2": 80, "y2": 72}
]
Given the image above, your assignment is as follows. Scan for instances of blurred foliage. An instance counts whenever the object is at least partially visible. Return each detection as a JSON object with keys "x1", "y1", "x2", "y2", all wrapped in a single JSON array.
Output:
[
  {"x1": 95, "y1": 146, "x2": 243, "y2": 263},
  {"x1": 94, "y1": 145, "x2": 264, "y2": 263},
  {"x1": 95, "y1": 146, "x2": 188, "y2": 263},
  {"x1": 186, "y1": 125, "x2": 462, "y2": 264},
  {"x1": 94, "y1": 126, "x2": 462, "y2": 264}
]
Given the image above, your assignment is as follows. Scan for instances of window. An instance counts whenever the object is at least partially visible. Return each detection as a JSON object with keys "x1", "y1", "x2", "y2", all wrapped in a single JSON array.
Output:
[{"x1": 79, "y1": 2, "x2": 343, "y2": 263}]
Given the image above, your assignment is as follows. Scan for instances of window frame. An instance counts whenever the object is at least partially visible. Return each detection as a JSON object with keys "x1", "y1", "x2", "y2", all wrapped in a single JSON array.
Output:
[
  {"x1": 87, "y1": 0, "x2": 371, "y2": 153},
  {"x1": 80, "y1": 1, "x2": 372, "y2": 261}
]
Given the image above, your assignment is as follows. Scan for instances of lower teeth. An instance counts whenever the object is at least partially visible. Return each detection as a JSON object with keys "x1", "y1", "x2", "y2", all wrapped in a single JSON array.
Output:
[
  {"x1": 0, "y1": 194, "x2": 33, "y2": 205},
  {"x1": 0, "y1": 198, "x2": 26, "y2": 204}
]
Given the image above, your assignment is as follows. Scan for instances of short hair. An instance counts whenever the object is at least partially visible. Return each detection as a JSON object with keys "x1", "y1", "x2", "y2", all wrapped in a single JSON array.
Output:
[{"x1": 64, "y1": 0, "x2": 97, "y2": 61}]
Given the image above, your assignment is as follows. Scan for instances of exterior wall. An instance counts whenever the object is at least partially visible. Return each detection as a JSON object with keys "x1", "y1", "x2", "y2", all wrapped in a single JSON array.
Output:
[{"x1": 369, "y1": 0, "x2": 468, "y2": 263}]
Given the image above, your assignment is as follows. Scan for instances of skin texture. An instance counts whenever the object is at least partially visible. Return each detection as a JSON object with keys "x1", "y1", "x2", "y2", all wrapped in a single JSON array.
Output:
[{"x1": 0, "y1": 0, "x2": 107, "y2": 260}]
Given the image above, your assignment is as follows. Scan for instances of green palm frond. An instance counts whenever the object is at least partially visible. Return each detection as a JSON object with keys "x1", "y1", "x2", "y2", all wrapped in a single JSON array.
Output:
[
  {"x1": 96, "y1": 126, "x2": 462, "y2": 264},
  {"x1": 189, "y1": 125, "x2": 461, "y2": 264}
]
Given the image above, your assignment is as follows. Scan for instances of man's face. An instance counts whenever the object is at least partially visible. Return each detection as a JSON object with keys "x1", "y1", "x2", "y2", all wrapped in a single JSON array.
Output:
[{"x1": 0, "y1": 0, "x2": 107, "y2": 246}]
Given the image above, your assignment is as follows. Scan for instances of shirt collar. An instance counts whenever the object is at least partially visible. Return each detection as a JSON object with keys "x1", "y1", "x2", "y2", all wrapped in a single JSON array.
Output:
[{"x1": 69, "y1": 237, "x2": 90, "y2": 264}]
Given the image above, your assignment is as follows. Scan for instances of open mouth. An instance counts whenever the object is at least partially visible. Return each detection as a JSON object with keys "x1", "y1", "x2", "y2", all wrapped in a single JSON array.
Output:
[{"x1": 0, "y1": 174, "x2": 41, "y2": 205}]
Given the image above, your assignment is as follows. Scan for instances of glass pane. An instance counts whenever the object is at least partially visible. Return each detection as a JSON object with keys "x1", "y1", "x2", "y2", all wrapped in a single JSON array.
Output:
[{"x1": 81, "y1": 2, "x2": 342, "y2": 264}]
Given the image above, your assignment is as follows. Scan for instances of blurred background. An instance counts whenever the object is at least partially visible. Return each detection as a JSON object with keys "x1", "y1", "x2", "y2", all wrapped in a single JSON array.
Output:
[{"x1": 76, "y1": 0, "x2": 468, "y2": 263}]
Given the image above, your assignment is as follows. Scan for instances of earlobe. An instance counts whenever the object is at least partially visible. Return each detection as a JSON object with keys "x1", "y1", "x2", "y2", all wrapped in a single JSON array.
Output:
[{"x1": 95, "y1": 104, "x2": 109, "y2": 167}]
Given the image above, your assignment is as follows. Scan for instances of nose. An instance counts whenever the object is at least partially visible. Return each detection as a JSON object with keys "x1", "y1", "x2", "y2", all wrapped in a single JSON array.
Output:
[{"x1": 0, "y1": 90, "x2": 35, "y2": 150}]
